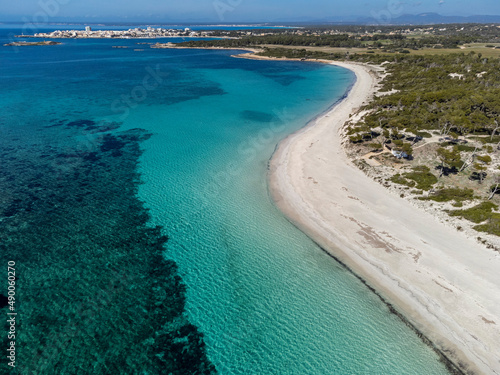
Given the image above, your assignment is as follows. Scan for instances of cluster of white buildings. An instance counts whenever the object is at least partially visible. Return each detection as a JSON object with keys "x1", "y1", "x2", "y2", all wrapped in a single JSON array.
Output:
[{"x1": 27, "y1": 27, "x2": 208, "y2": 39}]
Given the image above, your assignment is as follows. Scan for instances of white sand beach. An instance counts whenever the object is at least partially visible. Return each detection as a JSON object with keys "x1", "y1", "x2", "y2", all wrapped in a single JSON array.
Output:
[{"x1": 268, "y1": 61, "x2": 500, "y2": 374}]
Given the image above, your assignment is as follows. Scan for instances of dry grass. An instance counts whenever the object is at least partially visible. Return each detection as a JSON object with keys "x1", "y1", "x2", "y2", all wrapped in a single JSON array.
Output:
[
  {"x1": 258, "y1": 44, "x2": 500, "y2": 58},
  {"x1": 259, "y1": 44, "x2": 373, "y2": 54},
  {"x1": 407, "y1": 44, "x2": 500, "y2": 58}
]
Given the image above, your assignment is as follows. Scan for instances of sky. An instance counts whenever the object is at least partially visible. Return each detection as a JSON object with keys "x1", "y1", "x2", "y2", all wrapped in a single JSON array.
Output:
[{"x1": 1, "y1": 0, "x2": 500, "y2": 23}]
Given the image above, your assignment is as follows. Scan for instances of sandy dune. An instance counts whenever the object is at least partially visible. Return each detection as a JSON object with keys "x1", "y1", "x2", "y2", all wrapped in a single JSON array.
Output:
[{"x1": 269, "y1": 61, "x2": 500, "y2": 375}]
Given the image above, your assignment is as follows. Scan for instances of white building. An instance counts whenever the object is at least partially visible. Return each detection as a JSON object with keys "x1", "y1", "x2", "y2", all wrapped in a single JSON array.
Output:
[{"x1": 85, "y1": 26, "x2": 91, "y2": 32}]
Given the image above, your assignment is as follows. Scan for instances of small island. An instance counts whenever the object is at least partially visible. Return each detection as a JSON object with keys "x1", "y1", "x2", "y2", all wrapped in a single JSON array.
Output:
[{"x1": 4, "y1": 41, "x2": 61, "y2": 47}]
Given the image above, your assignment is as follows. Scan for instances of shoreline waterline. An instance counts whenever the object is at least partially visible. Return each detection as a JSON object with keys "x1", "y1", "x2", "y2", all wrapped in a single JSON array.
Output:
[{"x1": 266, "y1": 60, "x2": 500, "y2": 375}]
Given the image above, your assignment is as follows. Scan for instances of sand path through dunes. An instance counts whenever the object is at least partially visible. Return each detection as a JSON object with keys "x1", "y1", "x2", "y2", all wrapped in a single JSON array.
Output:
[{"x1": 269, "y1": 61, "x2": 500, "y2": 375}]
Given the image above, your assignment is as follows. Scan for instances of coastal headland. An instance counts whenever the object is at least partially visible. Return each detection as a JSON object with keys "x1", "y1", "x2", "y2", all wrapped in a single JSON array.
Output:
[{"x1": 266, "y1": 58, "x2": 500, "y2": 375}]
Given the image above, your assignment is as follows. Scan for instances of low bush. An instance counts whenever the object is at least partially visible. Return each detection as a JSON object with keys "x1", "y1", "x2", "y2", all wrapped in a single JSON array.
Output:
[
  {"x1": 390, "y1": 174, "x2": 415, "y2": 187},
  {"x1": 448, "y1": 202, "x2": 498, "y2": 223},
  {"x1": 416, "y1": 131, "x2": 432, "y2": 138},
  {"x1": 420, "y1": 187, "x2": 474, "y2": 203},
  {"x1": 403, "y1": 166, "x2": 438, "y2": 190},
  {"x1": 457, "y1": 144, "x2": 477, "y2": 152}
]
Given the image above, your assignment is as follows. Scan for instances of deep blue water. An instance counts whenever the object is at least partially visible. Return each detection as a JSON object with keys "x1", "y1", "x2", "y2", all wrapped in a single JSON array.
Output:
[{"x1": 0, "y1": 27, "x2": 452, "y2": 374}]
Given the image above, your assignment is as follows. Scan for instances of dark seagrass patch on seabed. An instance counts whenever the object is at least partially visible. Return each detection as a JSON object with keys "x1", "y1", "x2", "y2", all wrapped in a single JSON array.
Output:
[
  {"x1": 46, "y1": 118, "x2": 122, "y2": 134},
  {"x1": 0, "y1": 122, "x2": 216, "y2": 374},
  {"x1": 240, "y1": 110, "x2": 277, "y2": 123},
  {"x1": 262, "y1": 72, "x2": 306, "y2": 86}
]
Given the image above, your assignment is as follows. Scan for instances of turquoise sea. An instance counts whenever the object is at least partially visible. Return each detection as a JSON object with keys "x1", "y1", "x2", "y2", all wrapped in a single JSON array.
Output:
[{"x1": 0, "y1": 25, "x2": 452, "y2": 374}]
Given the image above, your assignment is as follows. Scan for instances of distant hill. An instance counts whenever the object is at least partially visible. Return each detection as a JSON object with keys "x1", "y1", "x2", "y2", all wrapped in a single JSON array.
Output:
[
  {"x1": 360, "y1": 13, "x2": 500, "y2": 25},
  {"x1": 2, "y1": 12, "x2": 500, "y2": 26},
  {"x1": 272, "y1": 13, "x2": 500, "y2": 26}
]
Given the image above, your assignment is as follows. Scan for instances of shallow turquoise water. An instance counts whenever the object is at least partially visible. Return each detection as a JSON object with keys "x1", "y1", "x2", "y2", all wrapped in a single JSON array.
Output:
[
  {"x1": 0, "y1": 28, "x2": 451, "y2": 374},
  {"x1": 118, "y1": 58, "x2": 450, "y2": 374}
]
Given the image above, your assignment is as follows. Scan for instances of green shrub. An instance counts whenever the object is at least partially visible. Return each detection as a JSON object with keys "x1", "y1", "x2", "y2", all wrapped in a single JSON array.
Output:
[
  {"x1": 390, "y1": 174, "x2": 415, "y2": 187},
  {"x1": 471, "y1": 136, "x2": 500, "y2": 144},
  {"x1": 401, "y1": 142, "x2": 413, "y2": 156},
  {"x1": 416, "y1": 131, "x2": 432, "y2": 138},
  {"x1": 403, "y1": 166, "x2": 438, "y2": 190},
  {"x1": 474, "y1": 216, "x2": 500, "y2": 236},
  {"x1": 367, "y1": 142, "x2": 383, "y2": 150},
  {"x1": 450, "y1": 160, "x2": 465, "y2": 170},
  {"x1": 420, "y1": 187, "x2": 474, "y2": 203},
  {"x1": 449, "y1": 202, "x2": 498, "y2": 223},
  {"x1": 476, "y1": 155, "x2": 492, "y2": 164},
  {"x1": 349, "y1": 134, "x2": 363, "y2": 143},
  {"x1": 457, "y1": 144, "x2": 476, "y2": 152}
]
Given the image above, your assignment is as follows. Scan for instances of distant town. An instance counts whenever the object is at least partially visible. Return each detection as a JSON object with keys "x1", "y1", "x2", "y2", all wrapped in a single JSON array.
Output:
[{"x1": 16, "y1": 26, "x2": 220, "y2": 39}]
